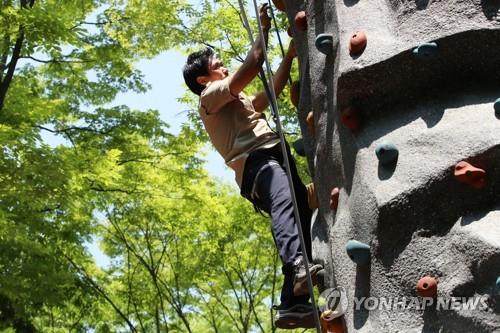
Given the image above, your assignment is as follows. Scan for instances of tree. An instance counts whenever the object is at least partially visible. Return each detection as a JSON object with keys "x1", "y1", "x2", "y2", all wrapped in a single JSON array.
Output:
[
  {"x1": 0, "y1": 0, "x2": 310, "y2": 331},
  {"x1": 0, "y1": 0, "x2": 193, "y2": 329}
]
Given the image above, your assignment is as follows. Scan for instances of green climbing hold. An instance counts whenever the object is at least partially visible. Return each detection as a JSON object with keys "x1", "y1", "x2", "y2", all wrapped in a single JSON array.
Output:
[
  {"x1": 293, "y1": 138, "x2": 306, "y2": 157},
  {"x1": 375, "y1": 140, "x2": 399, "y2": 166},
  {"x1": 494, "y1": 98, "x2": 500, "y2": 118},
  {"x1": 315, "y1": 33, "x2": 333, "y2": 55},
  {"x1": 413, "y1": 42, "x2": 438, "y2": 59},
  {"x1": 496, "y1": 276, "x2": 500, "y2": 290},
  {"x1": 345, "y1": 240, "x2": 370, "y2": 265}
]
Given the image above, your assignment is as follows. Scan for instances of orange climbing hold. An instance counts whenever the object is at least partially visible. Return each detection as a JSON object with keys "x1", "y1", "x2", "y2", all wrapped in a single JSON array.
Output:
[
  {"x1": 454, "y1": 161, "x2": 487, "y2": 189},
  {"x1": 330, "y1": 187, "x2": 339, "y2": 210},
  {"x1": 349, "y1": 31, "x2": 367, "y2": 55},
  {"x1": 320, "y1": 311, "x2": 345, "y2": 333},
  {"x1": 295, "y1": 11, "x2": 307, "y2": 31},
  {"x1": 291, "y1": 81, "x2": 300, "y2": 107},
  {"x1": 306, "y1": 183, "x2": 319, "y2": 209},
  {"x1": 341, "y1": 106, "x2": 361, "y2": 130},
  {"x1": 416, "y1": 276, "x2": 438, "y2": 298},
  {"x1": 272, "y1": 0, "x2": 286, "y2": 11},
  {"x1": 306, "y1": 111, "x2": 315, "y2": 137}
]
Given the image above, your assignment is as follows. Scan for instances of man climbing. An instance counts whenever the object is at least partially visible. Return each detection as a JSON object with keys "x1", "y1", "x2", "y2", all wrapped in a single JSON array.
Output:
[{"x1": 182, "y1": 3, "x2": 322, "y2": 328}]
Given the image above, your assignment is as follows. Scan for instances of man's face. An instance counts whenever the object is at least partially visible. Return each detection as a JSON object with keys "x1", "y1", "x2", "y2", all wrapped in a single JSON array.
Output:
[{"x1": 198, "y1": 57, "x2": 228, "y2": 85}]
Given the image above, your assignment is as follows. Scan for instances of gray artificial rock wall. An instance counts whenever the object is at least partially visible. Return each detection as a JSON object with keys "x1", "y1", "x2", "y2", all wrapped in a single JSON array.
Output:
[{"x1": 284, "y1": 0, "x2": 500, "y2": 332}]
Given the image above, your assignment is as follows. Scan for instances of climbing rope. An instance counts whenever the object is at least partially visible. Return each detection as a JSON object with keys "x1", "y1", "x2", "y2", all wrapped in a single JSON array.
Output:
[
  {"x1": 237, "y1": 0, "x2": 292, "y2": 89},
  {"x1": 250, "y1": 1, "x2": 322, "y2": 332},
  {"x1": 237, "y1": 0, "x2": 278, "y2": 127}
]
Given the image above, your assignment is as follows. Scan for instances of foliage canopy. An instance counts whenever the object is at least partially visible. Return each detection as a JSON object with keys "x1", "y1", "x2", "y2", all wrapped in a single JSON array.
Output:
[{"x1": 0, "y1": 0, "x2": 309, "y2": 331}]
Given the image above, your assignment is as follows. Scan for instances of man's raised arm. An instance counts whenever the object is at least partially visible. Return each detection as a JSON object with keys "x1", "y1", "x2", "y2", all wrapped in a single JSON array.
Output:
[
  {"x1": 252, "y1": 40, "x2": 297, "y2": 113},
  {"x1": 229, "y1": 3, "x2": 271, "y2": 97}
]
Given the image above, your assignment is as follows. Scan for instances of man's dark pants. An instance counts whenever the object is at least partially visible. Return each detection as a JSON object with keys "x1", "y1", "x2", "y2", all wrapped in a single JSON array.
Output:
[{"x1": 241, "y1": 143, "x2": 313, "y2": 307}]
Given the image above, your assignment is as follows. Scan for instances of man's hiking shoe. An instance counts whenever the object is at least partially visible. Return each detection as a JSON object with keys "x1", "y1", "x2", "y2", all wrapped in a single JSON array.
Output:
[
  {"x1": 273, "y1": 303, "x2": 316, "y2": 329},
  {"x1": 293, "y1": 256, "x2": 323, "y2": 296}
]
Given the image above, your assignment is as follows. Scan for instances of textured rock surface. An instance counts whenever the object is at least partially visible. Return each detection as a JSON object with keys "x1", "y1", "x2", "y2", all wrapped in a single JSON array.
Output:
[{"x1": 285, "y1": 0, "x2": 500, "y2": 331}]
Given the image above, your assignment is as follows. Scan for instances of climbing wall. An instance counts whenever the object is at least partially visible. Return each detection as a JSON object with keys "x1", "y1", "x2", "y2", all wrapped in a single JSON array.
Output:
[{"x1": 283, "y1": 0, "x2": 500, "y2": 332}]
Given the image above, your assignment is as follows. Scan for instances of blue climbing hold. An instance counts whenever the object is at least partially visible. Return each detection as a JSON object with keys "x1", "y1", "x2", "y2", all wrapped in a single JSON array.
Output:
[
  {"x1": 412, "y1": 42, "x2": 438, "y2": 59},
  {"x1": 345, "y1": 240, "x2": 371, "y2": 265},
  {"x1": 315, "y1": 33, "x2": 334, "y2": 55},
  {"x1": 376, "y1": 140, "x2": 399, "y2": 166},
  {"x1": 293, "y1": 138, "x2": 306, "y2": 157},
  {"x1": 494, "y1": 98, "x2": 500, "y2": 118},
  {"x1": 496, "y1": 276, "x2": 500, "y2": 291}
]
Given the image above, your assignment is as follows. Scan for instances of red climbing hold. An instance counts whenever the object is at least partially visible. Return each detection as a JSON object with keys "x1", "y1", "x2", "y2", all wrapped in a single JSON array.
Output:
[
  {"x1": 287, "y1": 26, "x2": 293, "y2": 37},
  {"x1": 291, "y1": 81, "x2": 300, "y2": 107},
  {"x1": 306, "y1": 111, "x2": 315, "y2": 137},
  {"x1": 320, "y1": 311, "x2": 345, "y2": 333},
  {"x1": 416, "y1": 276, "x2": 438, "y2": 298},
  {"x1": 330, "y1": 187, "x2": 339, "y2": 210},
  {"x1": 295, "y1": 11, "x2": 307, "y2": 31},
  {"x1": 454, "y1": 161, "x2": 487, "y2": 189},
  {"x1": 341, "y1": 106, "x2": 361, "y2": 130},
  {"x1": 349, "y1": 31, "x2": 367, "y2": 55},
  {"x1": 272, "y1": 0, "x2": 286, "y2": 12}
]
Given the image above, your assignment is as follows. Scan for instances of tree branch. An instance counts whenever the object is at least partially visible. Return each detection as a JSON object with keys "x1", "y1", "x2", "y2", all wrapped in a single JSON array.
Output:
[
  {"x1": 126, "y1": 250, "x2": 147, "y2": 332},
  {"x1": 144, "y1": 226, "x2": 170, "y2": 333},
  {"x1": 21, "y1": 55, "x2": 94, "y2": 64},
  {"x1": 0, "y1": 28, "x2": 24, "y2": 111},
  {"x1": 62, "y1": 252, "x2": 137, "y2": 332},
  {"x1": 89, "y1": 184, "x2": 141, "y2": 195},
  {"x1": 222, "y1": 264, "x2": 245, "y2": 333},
  {"x1": 0, "y1": 0, "x2": 35, "y2": 111},
  {"x1": 199, "y1": 293, "x2": 220, "y2": 333},
  {"x1": 0, "y1": 35, "x2": 11, "y2": 83},
  {"x1": 69, "y1": 20, "x2": 111, "y2": 30},
  {"x1": 163, "y1": 244, "x2": 193, "y2": 333},
  {"x1": 68, "y1": 305, "x2": 86, "y2": 332},
  {"x1": 105, "y1": 215, "x2": 181, "y2": 332},
  {"x1": 223, "y1": 31, "x2": 245, "y2": 63},
  {"x1": 36, "y1": 125, "x2": 76, "y2": 146},
  {"x1": 197, "y1": 283, "x2": 241, "y2": 332},
  {"x1": 234, "y1": 250, "x2": 268, "y2": 333}
]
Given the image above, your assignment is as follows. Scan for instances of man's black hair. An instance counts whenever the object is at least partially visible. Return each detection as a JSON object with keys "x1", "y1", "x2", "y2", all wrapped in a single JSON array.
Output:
[{"x1": 182, "y1": 48, "x2": 214, "y2": 96}]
